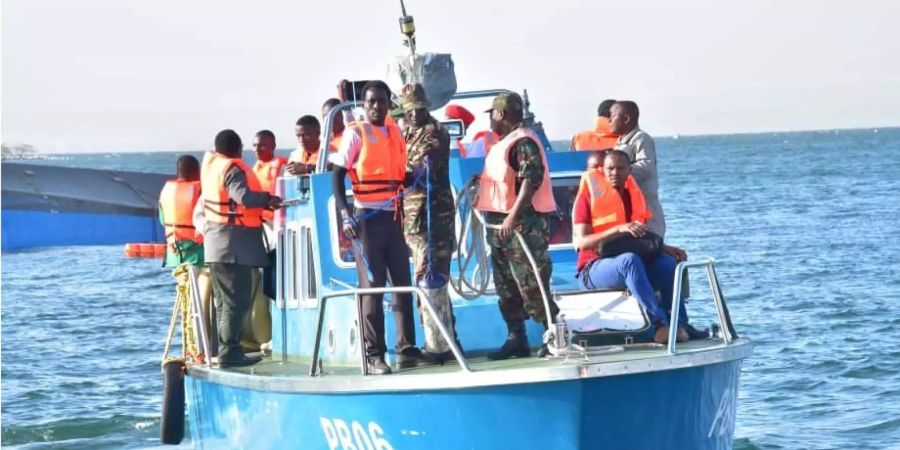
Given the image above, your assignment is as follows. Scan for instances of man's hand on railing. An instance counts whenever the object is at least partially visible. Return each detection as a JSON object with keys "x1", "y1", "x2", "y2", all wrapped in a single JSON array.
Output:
[
  {"x1": 341, "y1": 212, "x2": 359, "y2": 238},
  {"x1": 267, "y1": 196, "x2": 283, "y2": 210}
]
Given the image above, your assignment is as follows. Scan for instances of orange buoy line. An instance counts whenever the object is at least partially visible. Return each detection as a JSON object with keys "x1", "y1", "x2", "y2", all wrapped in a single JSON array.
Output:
[{"x1": 125, "y1": 243, "x2": 166, "y2": 258}]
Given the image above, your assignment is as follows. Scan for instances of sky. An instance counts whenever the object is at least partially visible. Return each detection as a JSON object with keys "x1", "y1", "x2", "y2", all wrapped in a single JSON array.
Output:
[{"x1": 2, "y1": 0, "x2": 899, "y2": 153}]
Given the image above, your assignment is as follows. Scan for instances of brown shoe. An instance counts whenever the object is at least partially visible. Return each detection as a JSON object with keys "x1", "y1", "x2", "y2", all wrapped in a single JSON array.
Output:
[
  {"x1": 653, "y1": 326, "x2": 671, "y2": 344},
  {"x1": 653, "y1": 326, "x2": 689, "y2": 344}
]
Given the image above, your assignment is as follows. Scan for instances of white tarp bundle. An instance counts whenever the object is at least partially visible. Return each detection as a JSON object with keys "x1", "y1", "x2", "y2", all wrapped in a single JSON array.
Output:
[
  {"x1": 387, "y1": 53, "x2": 457, "y2": 110},
  {"x1": 556, "y1": 290, "x2": 649, "y2": 333}
]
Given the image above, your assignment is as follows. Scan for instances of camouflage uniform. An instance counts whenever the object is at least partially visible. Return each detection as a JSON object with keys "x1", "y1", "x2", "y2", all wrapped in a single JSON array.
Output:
[
  {"x1": 400, "y1": 84, "x2": 458, "y2": 354},
  {"x1": 484, "y1": 130, "x2": 559, "y2": 326}
]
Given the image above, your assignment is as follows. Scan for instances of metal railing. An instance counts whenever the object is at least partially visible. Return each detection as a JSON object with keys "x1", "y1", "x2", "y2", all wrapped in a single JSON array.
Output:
[
  {"x1": 317, "y1": 100, "x2": 362, "y2": 174},
  {"x1": 187, "y1": 266, "x2": 213, "y2": 367},
  {"x1": 667, "y1": 258, "x2": 737, "y2": 355},
  {"x1": 310, "y1": 286, "x2": 471, "y2": 376}
]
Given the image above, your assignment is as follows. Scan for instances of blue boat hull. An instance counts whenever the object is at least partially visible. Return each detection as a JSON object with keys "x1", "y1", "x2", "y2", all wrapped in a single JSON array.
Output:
[
  {"x1": 1, "y1": 209, "x2": 163, "y2": 250},
  {"x1": 185, "y1": 359, "x2": 742, "y2": 450},
  {"x1": 1, "y1": 162, "x2": 167, "y2": 250}
]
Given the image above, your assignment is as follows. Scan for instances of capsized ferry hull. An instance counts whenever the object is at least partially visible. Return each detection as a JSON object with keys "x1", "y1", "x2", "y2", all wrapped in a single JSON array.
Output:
[{"x1": 185, "y1": 356, "x2": 743, "y2": 450}]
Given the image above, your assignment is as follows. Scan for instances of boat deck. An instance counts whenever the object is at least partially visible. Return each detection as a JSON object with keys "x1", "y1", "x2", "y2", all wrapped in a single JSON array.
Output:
[{"x1": 225, "y1": 337, "x2": 734, "y2": 378}]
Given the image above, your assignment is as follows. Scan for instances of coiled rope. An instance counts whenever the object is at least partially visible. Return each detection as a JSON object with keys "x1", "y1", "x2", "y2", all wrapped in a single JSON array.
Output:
[
  {"x1": 161, "y1": 264, "x2": 203, "y2": 367},
  {"x1": 450, "y1": 176, "x2": 492, "y2": 299}
]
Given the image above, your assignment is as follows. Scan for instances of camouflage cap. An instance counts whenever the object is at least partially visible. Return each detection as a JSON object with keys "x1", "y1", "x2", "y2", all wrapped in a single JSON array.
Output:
[
  {"x1": 400, "y1": 83, "x2": 429, "y2": 112},
  {"x1": 485, "y1": 92, "x2": 524, "y2": 114},
  {"x1": 389, "y1": 104, "x2": 405, "y2": 118}
]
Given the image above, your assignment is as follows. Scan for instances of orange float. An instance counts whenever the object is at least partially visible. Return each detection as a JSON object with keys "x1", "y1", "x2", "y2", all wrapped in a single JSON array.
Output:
[
  {"x1": 124, "y1": 243, "x2": 141, "y2": 257},
  {"x1": 124, "y1": 242, "x2": 167, "y2": 258}
]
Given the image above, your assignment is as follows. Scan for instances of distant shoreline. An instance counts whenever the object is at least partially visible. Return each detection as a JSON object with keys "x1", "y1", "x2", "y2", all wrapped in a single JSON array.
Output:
[{"x1": 5, "y1": 125, "x2": 897, "y2": 156}]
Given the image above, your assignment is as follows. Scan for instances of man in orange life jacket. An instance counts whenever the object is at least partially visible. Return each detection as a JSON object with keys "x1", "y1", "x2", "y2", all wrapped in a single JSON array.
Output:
[
  {"x1": 159, "y1": 155, "x2": 204, "y2": 268},
  {"x1": 248, "y1": 129, "x2": 283, "y2": 350},
  {"x1": 330, "y1": 80, "x2": 434, "y2": 375},
  {"x1": 252, "y1": 130, "x2": 287, "y2": 212},
  {"x1": 475, "y1": 92, "x2": 560, "y2": 360},
  {"x1": 571, "y1": 99, "x2": 619, "y2": 151},
  {"x1": 160, "y1": 155, "x2": 220, "y2": 344},
  {"x1": 572, "y1": 150, "x2": 701, "y2": 343},
  {"x1": 202, "y1": 129, "x2": 282, "y2": 367},
  {"x1": 286, "y1": 115, "x2": 323, "y2": 175}
]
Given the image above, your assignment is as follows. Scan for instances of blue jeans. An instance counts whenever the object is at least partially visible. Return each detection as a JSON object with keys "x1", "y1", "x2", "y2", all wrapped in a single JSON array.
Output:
[{"x1": 577, "y1": 252, "x2": 688, "y2": 327}]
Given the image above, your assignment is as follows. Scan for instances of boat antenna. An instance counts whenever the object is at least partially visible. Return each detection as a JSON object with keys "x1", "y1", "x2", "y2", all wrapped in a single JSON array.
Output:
[
  {"x1": 398, "y1": 0, "x2": 417, "y2": 55},
  {"x1": 522, "y1": 89, "x2": 535, "y2": 127}
]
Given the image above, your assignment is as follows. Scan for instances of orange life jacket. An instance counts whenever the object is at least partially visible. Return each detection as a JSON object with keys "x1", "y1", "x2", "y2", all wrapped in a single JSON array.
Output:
[
  {"x1": 253, "y1": 156, "x2": 287, "y2": 195},
  {"x1": 575, "y1": 171, "x2": 651, "y2": 270},
  {"x1": 201, "y1": 151, "x2": 264, "y2": 228},
  {"x1": 159, "y1": 179, "x2": 203, "y2": 246},
  {"x1": 253, "y1": 156, "x2": 286, "y2": 222},
  {"x1": 297, "y1": 148, "x2": 320, "y2": 166},
  {"x1": 347, "y1": 122, "x2": 407, "y2": 204},
  {"x1": 329, "y1": 133, "x2": 342, "y2": 152},
  {"x1": 572, "y1": 116, "x2": 619, "y2": 151},
  {"x1": 580, "y1": 171, "x2": 651, "y2": 233},
  {"x1": 475, "y1": 127, "x2": 557, "y2": 214}
]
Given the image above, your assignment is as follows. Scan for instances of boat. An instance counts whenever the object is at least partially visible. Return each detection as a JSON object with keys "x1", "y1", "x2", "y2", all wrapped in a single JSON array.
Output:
[
  {"x1": 1, "y1": 162, "x2": 167, "y2": 250},
  {"x1": 171, "y1": 86, "x2": 751, "y2": 449},
  {"x1": 160, "y1": 4, "x2": 752, "y2": 447}
]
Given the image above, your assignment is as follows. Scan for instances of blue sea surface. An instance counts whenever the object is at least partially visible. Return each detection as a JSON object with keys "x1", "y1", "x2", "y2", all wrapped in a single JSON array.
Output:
[{"x1": 3, "y1": 128, "x2": 900, "y2": 449}]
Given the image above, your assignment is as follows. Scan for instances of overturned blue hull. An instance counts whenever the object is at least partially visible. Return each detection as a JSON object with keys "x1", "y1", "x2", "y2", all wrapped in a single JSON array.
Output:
[
  {"x1": 185, "y1": 354, "x2": 744, "y2": 450},
  {"x1": 2, "y1": 209, "x2": 163, "y2": 250},
  {"x1": 1, "y1": 163, "x2": 167, "y2": 250}
]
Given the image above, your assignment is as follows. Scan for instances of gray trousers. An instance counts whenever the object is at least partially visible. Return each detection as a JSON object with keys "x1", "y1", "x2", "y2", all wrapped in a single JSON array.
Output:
[{"x1": 208, "y1": 262, "x2": 254, "y2": 361}]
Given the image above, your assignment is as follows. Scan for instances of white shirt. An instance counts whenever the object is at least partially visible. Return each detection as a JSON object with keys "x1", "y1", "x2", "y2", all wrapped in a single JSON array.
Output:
[{"x1": 328, "y1": 124, "x2": 395, "y2": 211}]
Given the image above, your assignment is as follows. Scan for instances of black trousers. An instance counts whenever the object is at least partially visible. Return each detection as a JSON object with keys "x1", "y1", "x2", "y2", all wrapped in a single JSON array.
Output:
[
  {"x1": 208, "y1": 262, "x2": 254, "y2": 361},
  {"x1": 358, "y1": 210, "x2": 416, "y2": 357}
]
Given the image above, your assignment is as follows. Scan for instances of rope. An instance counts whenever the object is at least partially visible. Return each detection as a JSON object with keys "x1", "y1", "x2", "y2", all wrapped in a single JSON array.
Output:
[
  {"x1": 161, "y1": 264, "x2": 202, "y2": 367},
  {"x1": 449, "y1": 176, "x2": 492, "y2": 299},
  {"x1": 348, "y1": 169, "x2": 428, "y2": 281},
  {"x1": 425, "y1": 155, "x2": 433, "y2": 278}
]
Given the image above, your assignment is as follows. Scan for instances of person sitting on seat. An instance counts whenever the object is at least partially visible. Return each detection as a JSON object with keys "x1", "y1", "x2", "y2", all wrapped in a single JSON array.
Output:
[
  {"x1": 572, "y1": 150, "x2": 702, "y2": 343},
  {"x1": 571, "y1": 99, "x2": 618, "y2": 151}
]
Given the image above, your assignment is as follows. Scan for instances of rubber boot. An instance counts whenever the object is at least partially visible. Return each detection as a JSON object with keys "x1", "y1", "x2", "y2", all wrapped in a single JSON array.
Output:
[
  {"x1": 536, "y1": 320, "x2": 552, "y2": 358},
  {"x1": 487, "y1": 320, "x2": 531, "y2": 360}
]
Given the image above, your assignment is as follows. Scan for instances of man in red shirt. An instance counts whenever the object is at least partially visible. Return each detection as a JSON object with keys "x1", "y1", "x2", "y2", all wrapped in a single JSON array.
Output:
[{"x1": 572, "y1": 150, "x2": 696, "y2": 343}]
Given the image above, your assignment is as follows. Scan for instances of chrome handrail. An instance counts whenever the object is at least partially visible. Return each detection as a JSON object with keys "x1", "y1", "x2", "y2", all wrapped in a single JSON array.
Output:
[
  {"x1": 318, "y1": 100, "x2": 361, "y2": 174},
  {"x1": 310, "y1": 286, "x2": 472, "y2": 376},
  {"x1": 468, "y1": 206, "x2": 563, "y2": 354},
  {"x1": 667, "y1": 258, "x2": 736, "y2": 355},
  {"x1": 187, "y1": 266, "x2": 213, "y2": 367}
]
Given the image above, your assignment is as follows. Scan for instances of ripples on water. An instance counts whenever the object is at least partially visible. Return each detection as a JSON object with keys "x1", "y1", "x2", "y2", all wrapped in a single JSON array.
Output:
[{"x1": 3, "y1": 128, "x2": 899, "y2": 449}]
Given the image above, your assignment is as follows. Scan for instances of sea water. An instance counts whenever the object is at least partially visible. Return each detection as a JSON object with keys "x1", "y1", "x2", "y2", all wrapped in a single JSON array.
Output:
[{"x1": 3, "y1": 128, "x2": 900, "y2": 449}]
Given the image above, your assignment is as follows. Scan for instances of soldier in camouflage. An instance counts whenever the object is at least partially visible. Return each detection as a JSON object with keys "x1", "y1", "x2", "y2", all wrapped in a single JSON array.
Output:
[
  {"x1": 478, "y1": 92, "x2": 560, "y2": 360},
  {"x1": 399, "y1": 83, "x2": 460, "y2": 360}
]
